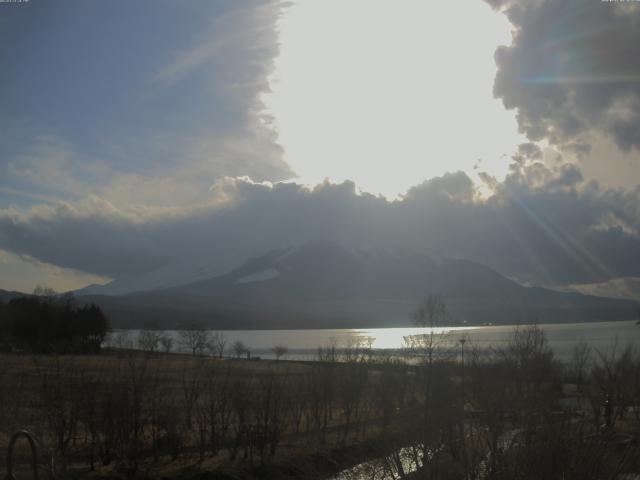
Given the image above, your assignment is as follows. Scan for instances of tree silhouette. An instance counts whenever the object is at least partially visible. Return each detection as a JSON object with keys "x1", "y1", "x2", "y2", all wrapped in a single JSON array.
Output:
[
  {"x1": 272, "y1": 345, "x2": 288, "y2": 360},
  {"x1": 0, "y1": 295, "x2": 109, "y2": 353}
]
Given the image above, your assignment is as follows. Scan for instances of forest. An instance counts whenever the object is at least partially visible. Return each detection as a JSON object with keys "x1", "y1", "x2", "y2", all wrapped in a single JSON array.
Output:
[{"x1": 0, "y1": 294, "x2": 109, "y2": 354}]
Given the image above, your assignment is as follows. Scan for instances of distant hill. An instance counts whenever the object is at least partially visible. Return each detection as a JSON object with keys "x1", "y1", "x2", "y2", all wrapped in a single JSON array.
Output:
[
  {"x1": 77, "y1": 242, "x2": 640, "y2": 329},
  {"x1": 0, "y1": 289, "x2": 29, "y2": 303}
]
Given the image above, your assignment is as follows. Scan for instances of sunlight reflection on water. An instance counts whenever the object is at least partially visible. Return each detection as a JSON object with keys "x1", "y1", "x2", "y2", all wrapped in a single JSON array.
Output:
[{"x1": 351, "y1": 326, "x2": 478, "y2": 350}]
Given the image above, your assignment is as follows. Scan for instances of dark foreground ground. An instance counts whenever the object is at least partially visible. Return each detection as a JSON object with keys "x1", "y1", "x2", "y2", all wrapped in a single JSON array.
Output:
[
  {"x1": 3, "y1": 327, "x2": 640, "y2": 479},
  {"x1": 0, "y1": 350, "x2": 425, "y2": 480}
]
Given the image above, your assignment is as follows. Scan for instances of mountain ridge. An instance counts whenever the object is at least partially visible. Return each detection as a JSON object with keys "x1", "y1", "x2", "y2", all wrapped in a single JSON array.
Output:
[{"x1": 74, "y1": 242, "x2": 640, "y2": 329}]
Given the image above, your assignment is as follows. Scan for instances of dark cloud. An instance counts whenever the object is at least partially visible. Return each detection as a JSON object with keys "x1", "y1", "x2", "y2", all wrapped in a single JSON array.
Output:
[
  {"x1": 1, "y1": 164, "x2": 639, "y2": 291},
  {"x1": 488, "y1": 0, "x2": 640, "y2": 153},
  {"x1": 515, "y1": 142, "x2": 543, "y2": 161},
  {"x1": 564, "y1": 142, "x2": 592, "y2": 158},
  {"x1": 0, "y1": 201, "x2": 168, "y2": 277}
]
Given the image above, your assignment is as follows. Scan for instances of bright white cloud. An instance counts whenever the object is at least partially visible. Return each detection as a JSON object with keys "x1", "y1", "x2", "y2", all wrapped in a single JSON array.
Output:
[{"x1": 265, "y1": 0, "x2": 526, "y2": 198}]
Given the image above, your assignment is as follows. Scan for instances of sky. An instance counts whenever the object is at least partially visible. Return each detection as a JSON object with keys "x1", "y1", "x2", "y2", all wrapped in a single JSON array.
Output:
[{"x1": 0, "y1": 0, "x2": 639, "y2": 299}]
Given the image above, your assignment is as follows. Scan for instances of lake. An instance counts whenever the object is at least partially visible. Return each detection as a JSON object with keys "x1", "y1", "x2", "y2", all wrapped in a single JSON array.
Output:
[{"x1": 111, "y1": 319, "x2": 640, "y2": 361}]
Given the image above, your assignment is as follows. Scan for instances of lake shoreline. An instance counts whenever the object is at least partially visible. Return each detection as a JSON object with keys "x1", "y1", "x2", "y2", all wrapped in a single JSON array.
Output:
[{"x1": 107, "y1": 319, "x2": 640, "y2": 362}]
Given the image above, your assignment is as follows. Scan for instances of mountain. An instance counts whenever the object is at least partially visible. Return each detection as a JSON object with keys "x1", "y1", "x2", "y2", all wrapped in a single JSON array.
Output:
[
  {"x1": 73, "y1": 259, "x2": 233, "y2": 295},
  {"x1": 77, "y1": 242, "x2": 639, "y2": 329},
  {"x1": 0, "y1": 289, "x2": 29, "y2": 303}
]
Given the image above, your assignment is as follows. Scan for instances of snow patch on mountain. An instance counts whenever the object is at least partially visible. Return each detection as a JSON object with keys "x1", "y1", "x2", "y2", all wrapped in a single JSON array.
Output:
[
  {"x1": 274, "y1": 246, "x2": 299, "y2": 263},
  {"x1": 234, "y1": 268, "x2": 280, "y2": 285}
]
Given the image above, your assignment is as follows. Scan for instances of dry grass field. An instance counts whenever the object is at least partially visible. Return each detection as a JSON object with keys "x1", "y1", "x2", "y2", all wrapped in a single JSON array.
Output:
[
  {"x1": 0, "y1": 350, "x2": 421, "y2": 479},
  {"x1": 3, "y1": 326, "x2": 640, "y2": 479}
]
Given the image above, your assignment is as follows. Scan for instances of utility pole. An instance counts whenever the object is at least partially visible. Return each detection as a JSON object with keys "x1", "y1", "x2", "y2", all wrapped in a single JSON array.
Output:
[
  {"x1": 458, "y1": 337, "x2": 468, "y2": 479},
  {"x1": 459, "y1": 337, "x2": 466, "y2": 368}
]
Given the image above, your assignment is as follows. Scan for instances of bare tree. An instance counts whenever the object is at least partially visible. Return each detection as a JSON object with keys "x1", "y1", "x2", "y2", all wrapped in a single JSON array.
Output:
[
  {"x1": 272, "y1": 345, "x2": 288, "y2": 360},
  {"x1": 34, "y1": 356, "x2": 84, "y2": 472},
  {"x1": 232, "y1": 340, "x2": 248, "y2": 359},
  {"x1": 317, "y1": 337, "x2": 338, "y2": 362},
  {"x1": 253, "y1": 368, "x2": 287, "y2": 463},
  {"x1": 179, "y1": 324, "x2": 210, "y2": 356},
  {"x1": 159, "y1": 335, "x2": 173, "y2": 354},
  {"x1": 338, "y1": 362, "x2": 368, "y2": 439},
  {"x1": 409, "y1": 293, "x2": 449, "y2": 364},
  {"x1": 33, "y1": 285, "x2": 57, "y2": 298},
  {"x1": 591, "y1": 341, "x2": 636, "y2": 424},
  {"x1": 137, "y1": 330, "x2": 160, "y2": 353},
  {"x1": 406, "y1": 294, "x2": 454, "y2": 468},
  {"x1": 340, "y1": 337, "x2": 373, "y2": 363},
  {"x1": 109, "y1": 330, "x2": 133, "y2": 351},
  {"x1": 569, "y1": 340, "x2": 591, "y2": 393},
  {"x1": 501, "y1": 324, "x2": 555, "y2": 397},
  {"x1": 413, "y1": 294, "x2": 447, "y2": 328},
  {"x1": 208, "y1": 332, "x2": 227, "y2": 359}
]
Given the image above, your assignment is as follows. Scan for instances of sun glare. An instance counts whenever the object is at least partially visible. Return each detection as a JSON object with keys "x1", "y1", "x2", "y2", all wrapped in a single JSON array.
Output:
[{"x1": 265, "y1": 0, "x2": 525, "y2": 198}]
